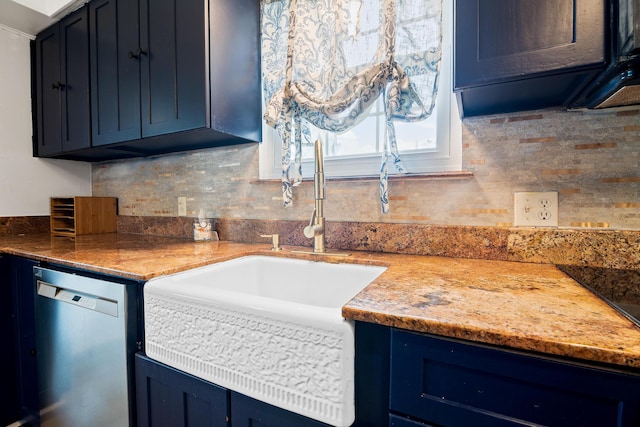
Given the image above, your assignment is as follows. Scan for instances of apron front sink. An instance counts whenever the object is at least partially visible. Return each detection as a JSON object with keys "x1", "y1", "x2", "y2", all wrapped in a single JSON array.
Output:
[{"x1": 144, "y1": 255, "x2": 386, "y2": 427}]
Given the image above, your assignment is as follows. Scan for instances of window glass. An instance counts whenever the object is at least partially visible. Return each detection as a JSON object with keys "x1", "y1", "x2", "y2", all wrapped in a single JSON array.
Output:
[{"x1": 259, "y1": 1, "x2": 460, "y2": 180}]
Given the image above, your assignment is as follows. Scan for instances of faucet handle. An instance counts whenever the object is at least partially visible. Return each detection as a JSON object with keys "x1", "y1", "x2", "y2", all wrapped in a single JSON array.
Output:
[
  {"x1": 260, "y1": 234, "x2": 282, "y2": 251},
  {"x1": 303, "y1": 209, "x2": 317, "y2": 238}
]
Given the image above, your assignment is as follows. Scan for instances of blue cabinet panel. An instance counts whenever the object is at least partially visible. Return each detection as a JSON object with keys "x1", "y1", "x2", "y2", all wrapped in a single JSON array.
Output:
[
  {"x1": 231, "y1": 391, "x2": 330, "y2": 427},
  {"x1": 209, "y1": 0, "x2": 262, "y2": 143},
  {"x1": 59, "y1": 7, "x2": 91, "y2": 152},
  {"x1": 390, "y1": 329, "x2": 640, "y2": 427},
  {"x1": 89, "y1": 0, "x2": 142, "y2": 146},
  {"x1": 454, "y1": 0, "x2": 608, "y2": 117},
  {"x1": 354, "y1": 321, "x2": 390, "y2": 427},
  {"x1": 34, "y1": 6, "x2": 91, "y2": 156},
  {"x1": 34, "y1": 25, "x2": 62, "y2": 157},
  {"x1": 0, "y1": 255, "x2": 17, "y2": 425},
  {"x1": 10, "y1": 257, "x2": 40, "y2": 423},
  {"x1": 135, "y1": 354, "x2": 229, "y2": 427},
  {"x1": 139, "y1": 0, "x2": 207, "y2": 138}
]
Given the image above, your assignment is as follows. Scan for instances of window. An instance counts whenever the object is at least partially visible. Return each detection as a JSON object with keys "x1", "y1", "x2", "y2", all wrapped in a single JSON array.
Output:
[{"x1": 259, "y1": 1, "x2": 461, "y2": 180}]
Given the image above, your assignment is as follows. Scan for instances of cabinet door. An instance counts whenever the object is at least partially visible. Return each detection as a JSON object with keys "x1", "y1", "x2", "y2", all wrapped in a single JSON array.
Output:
[
  {"x1": 139, "y1": 0, "x2": 207, "y2": 138},
  {"x1": 35, "y1": 7, "x2": 90, "y2": 156},
  {"x1": 231, "y1": 392, "x2": 330, "y2": 427},
  {"x1": 59, "y1": 6, "x2": 91, "y2": 152},
  {"x1": 455, "y1": 0, "x2": 606, "y2": 89},
  {"x1": 135, "y1": 354, "x2": 228, "y2": 427},
  {"x1": 390, "y1": 329, "x2": 640, "y2": 427},
  {"x1": 35, "y1": 24, "x2": 62, "y2": 157},
  {"x1": 90, "y1": 0, "x2": 142, "y2": 146}
]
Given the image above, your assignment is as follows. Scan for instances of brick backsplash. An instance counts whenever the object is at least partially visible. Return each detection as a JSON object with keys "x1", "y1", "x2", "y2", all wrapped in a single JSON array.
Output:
[{"x1": 93, "y1": 108, "x2": 640, "y2": 230}]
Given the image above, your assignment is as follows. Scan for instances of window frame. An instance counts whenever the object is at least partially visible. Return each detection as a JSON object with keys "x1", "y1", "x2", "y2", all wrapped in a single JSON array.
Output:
[{"x1": 259, "y1": 1, "x2": 461, "y2": 180}]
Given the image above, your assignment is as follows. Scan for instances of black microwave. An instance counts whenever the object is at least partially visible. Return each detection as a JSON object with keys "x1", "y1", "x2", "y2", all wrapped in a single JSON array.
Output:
[{"x1": 570, "y1": 0, "x2": 640, "y2": 109}]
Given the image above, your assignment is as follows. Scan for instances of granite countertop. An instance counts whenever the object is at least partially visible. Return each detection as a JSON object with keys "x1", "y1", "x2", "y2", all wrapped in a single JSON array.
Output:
[
  {"x1": 0, "y1": 233, "x2": 259, "y2": 281},
  {"x1": 2, "y1": 232, "x2": 640, "y2": 369}
]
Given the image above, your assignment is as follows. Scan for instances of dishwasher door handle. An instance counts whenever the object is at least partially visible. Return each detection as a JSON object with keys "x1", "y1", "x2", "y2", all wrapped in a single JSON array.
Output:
[{"x1": 36, "y1": 280, "x2": 119, "y2": 317}]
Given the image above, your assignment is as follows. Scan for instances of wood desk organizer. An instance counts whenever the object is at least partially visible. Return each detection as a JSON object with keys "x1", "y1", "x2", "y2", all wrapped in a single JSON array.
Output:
[{"x1": 50, "y1": 197, "x2": 117, "y2": 237}]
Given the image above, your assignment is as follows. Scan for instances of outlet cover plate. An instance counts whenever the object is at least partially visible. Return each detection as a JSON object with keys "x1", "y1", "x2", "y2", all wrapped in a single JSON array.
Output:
[
  {"x1": 178, "y1": 197, "x2": 187, "y2": 216},
  {"x1": 514, "y1": 192, "x2": 558, "y2": 227}
]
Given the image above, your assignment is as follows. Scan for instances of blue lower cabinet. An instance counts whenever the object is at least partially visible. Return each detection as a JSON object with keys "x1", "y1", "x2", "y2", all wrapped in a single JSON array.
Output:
[
  {"x1": 136, "y1": 325, "x2": 640, "y2": 427},
  {"x1": 10, "y1": 256, "x2": 40, "y2": 424},
  {"x1": 135, "y1": 323, "x2": 390, "y2": 427},
  {"x1": 135, "y1": 355, "x2": 332, "y2": 427},
  {"x1": 0, "y1": 255, "x2": 18, "y2": 426},
  {"x1": 390, "y1": 329, "x2": 640, "y2": 427},
  {"x1": 231, "y1": 391, "x2": 330, "y2": 427},
  {"x1": 135, "y1": 354, "x2": 229, "y2": 427}
]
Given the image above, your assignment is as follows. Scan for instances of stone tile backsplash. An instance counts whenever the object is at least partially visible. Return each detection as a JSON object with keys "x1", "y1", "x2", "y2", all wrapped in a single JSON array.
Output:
[{"x1": 93, "y1": 108, "x2": 640, "y2": 230}]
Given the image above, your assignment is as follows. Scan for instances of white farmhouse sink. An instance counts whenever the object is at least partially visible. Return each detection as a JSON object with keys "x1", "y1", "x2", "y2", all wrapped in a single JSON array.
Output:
[{"x1": 144, "y1": 255, "x2": 386, "y2": 427}]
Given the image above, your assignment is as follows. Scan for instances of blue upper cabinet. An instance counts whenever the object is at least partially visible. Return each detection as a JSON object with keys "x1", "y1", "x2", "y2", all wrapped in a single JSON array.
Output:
[
  {"x1": 138, "y1": 0, "x2": 208, "y2": 140},
  {"x1": 89, "y1": 0, "x2": 142, "y2": 146},
  {"x1": 34, "y1": 0, "x2": 261, "y2": 161},
  {"x1": 34, "y1": 6, "x2": 91, "y2": 157},
  {"x1": 454, "y1": 0, "x2": 608, "y2": 117}
]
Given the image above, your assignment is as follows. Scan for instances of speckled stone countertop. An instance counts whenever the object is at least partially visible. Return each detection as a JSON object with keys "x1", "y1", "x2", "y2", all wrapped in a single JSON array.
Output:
[
  {"x1": 2, "y1": 232, "x2": 640, "y2": 369},
  {"x1": 0, "y1": 233, "x2": 256, "y2": 281}
]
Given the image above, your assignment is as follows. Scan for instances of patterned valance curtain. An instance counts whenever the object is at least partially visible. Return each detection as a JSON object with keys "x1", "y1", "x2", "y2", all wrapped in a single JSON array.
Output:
[{"x1": 261, "y1": 0, "x2": 443, "y2": 213}]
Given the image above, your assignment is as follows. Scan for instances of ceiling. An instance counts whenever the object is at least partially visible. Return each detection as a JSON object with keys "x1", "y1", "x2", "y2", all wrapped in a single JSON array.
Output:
[{"x1": 0, "y1": 0, "x2": 85, "y2": 37}]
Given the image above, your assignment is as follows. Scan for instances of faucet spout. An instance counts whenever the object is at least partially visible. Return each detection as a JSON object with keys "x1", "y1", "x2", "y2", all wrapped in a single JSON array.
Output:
[
  {"x1": 304, "y1": 140, "x2": 326, "y2": 253},
  {"x1": 293, "y1": 140, "x2": 350, "y2": 257}
]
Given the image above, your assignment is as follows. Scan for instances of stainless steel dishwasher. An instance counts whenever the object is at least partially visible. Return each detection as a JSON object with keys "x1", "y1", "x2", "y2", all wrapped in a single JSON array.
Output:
[{"x1": 34, "y1": 266, "x2": 139, "y2": 427}]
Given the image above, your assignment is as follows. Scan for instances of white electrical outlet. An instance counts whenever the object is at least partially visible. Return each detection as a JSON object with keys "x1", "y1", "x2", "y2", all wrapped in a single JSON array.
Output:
[
  {"x1": 178, "y1": 197, "x2": 187, "y2": 216},
  {"x1": 514, "y1": 192, "x2": 558, "y2": 227}
]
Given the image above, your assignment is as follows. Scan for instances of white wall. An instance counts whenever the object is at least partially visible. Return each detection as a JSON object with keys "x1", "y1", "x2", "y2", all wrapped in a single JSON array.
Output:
[{"x1": 0, "y1": 26, "x2": 91, "y2": 216}]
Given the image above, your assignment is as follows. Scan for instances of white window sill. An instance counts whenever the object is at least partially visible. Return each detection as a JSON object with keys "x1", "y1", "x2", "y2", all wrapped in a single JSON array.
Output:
[{"x1": 251, "y1": 171, "x2": 473, "y2": 184}]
